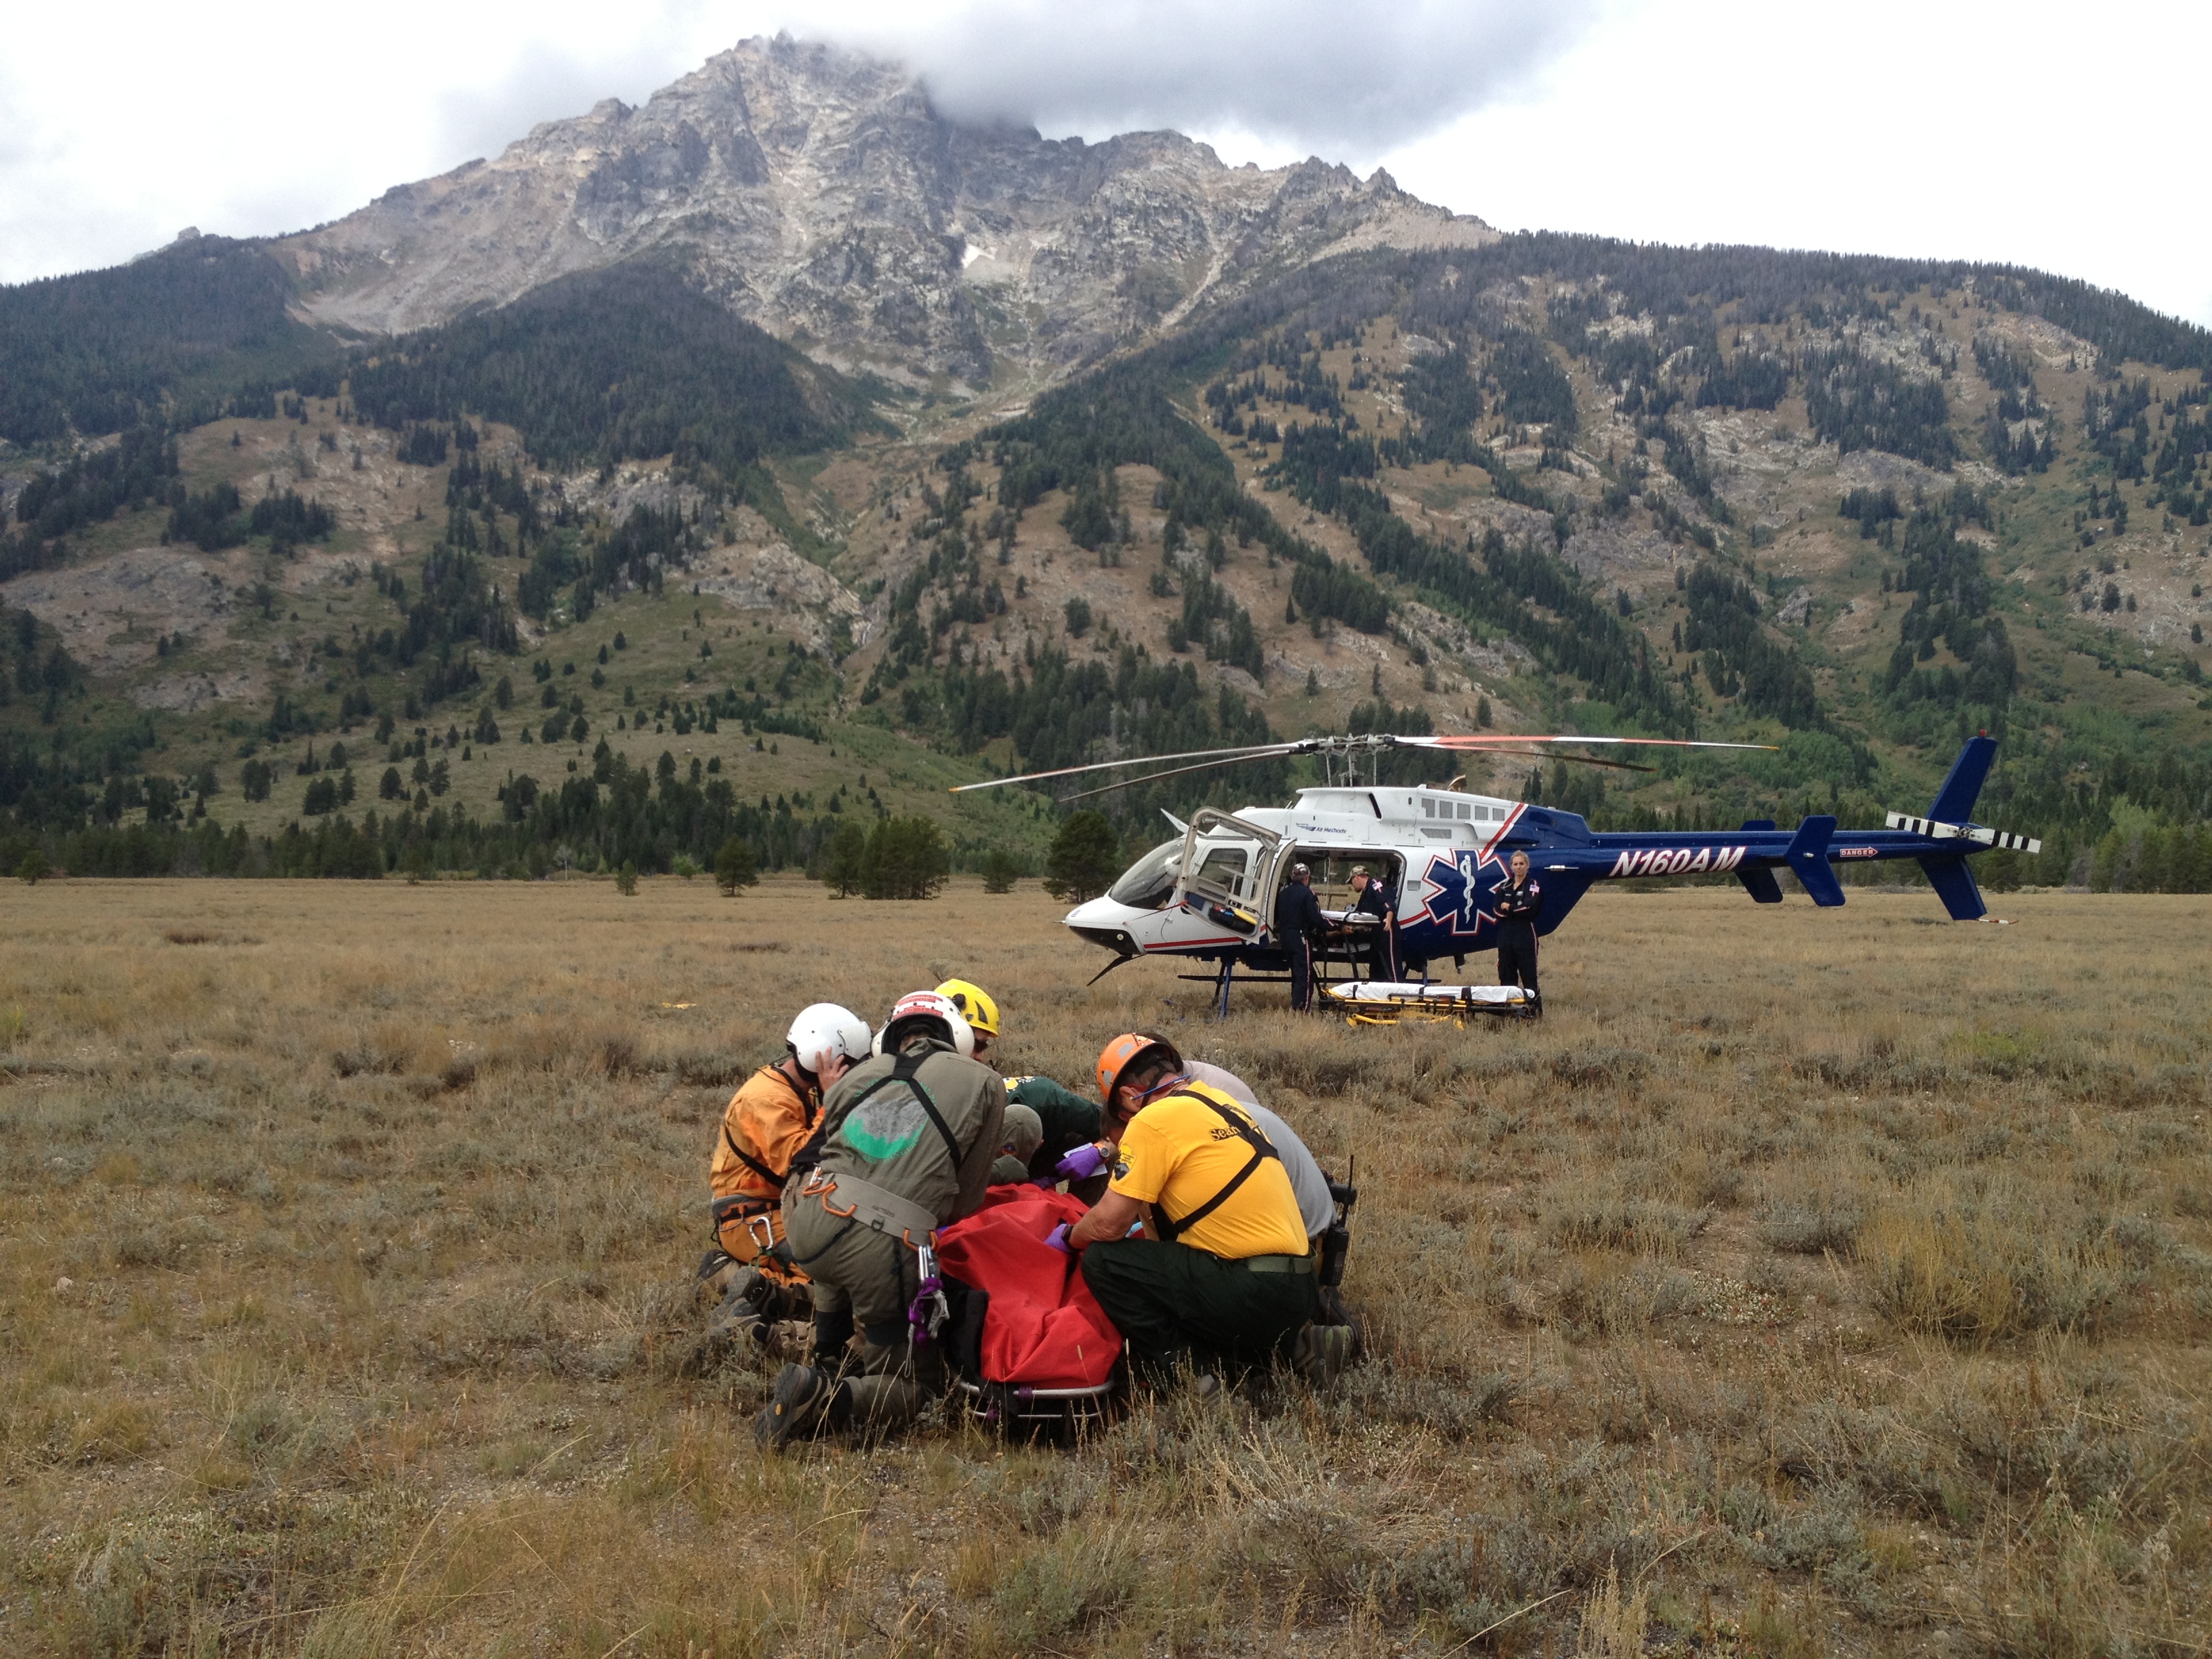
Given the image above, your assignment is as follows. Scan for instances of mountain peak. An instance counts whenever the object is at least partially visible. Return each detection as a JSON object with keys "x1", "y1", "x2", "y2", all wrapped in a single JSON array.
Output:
[{"x1": 276, "y1": 34, "x2": 1494, "y2": 388}]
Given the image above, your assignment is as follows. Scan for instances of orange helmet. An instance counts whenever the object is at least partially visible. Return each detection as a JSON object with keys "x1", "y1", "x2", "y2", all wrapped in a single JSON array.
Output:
[{"x1": 1095, "y1": 1032, "x2": 1182, "y2": 1106}]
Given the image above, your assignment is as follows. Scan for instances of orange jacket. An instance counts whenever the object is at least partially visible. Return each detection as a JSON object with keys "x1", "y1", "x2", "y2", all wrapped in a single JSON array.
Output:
[{"x1": 710, "y1": 1064, "x2": 819, "y2": 1206}]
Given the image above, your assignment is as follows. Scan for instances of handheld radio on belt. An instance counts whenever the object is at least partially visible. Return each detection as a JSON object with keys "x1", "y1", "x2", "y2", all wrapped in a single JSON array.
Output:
[{"x1": 1319, "y1": 1155, "x2": 1357, "y2": 1292}]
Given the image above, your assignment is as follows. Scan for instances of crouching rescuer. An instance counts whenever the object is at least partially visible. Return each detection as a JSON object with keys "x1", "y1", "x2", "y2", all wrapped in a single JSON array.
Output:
[
  {"x1": 756, "y1": 990, "x2": 1005, "y2": 1450},
  {"x1": 1058, "y1": 1036, "x2": 1349, "y2": 1387},
  {"x1": 701, "y1": 1002, "x2": 872, "y2": 1347}
]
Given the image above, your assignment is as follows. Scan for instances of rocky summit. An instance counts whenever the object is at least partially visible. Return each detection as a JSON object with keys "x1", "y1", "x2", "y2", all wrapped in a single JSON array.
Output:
[{"x1": 274, "y1": 34, "x2": 1494, "y2": 388}]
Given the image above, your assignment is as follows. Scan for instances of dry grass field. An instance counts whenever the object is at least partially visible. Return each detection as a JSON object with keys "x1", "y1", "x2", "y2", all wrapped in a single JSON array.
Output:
[{"x1": 2, "y1": 877, "x2": 2208, "y2": 1657}]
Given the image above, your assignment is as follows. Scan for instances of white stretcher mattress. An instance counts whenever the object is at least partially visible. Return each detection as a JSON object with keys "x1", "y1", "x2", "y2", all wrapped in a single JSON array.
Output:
[{"x1": 1326, "y1": 981, "x2": 1532, "y2": 1006}]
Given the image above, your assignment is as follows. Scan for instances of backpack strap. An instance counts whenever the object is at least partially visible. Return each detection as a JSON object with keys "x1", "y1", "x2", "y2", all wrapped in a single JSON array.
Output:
[
  {"x1": 720, "y1": 1122, "x2": 787, "y2": 1191},
  {"x1": 1150, "y1": 1091, "x2": 1280, "y2": 1246},
  {"x1": 893, "y1": 1050, "x2": 970, "y2": 1174},
  {"x1": 720, "y1": 1067, "x2": 811, "y2": 1192}
]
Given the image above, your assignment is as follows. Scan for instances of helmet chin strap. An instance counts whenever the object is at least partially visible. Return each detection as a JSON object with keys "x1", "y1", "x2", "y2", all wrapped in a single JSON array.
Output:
[{"x1": 786, "y1": 1044, "x2": 823, "y2": 1090}]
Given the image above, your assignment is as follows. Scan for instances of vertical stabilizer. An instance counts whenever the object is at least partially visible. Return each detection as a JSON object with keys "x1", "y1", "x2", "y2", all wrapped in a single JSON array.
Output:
[
  {"x1": 1919, "y1": 857, "x2": 1987, "y2": 921},
  {"x1": 1784, "y1": 815, "x2": 1845, "y2": 907},
  {"x1": 1928, "y1": 736, "x2": 1998, "y2": 825}
]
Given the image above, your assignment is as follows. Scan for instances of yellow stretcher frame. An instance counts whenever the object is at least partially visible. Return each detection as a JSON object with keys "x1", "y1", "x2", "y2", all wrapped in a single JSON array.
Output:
[{"x1": 1325, "y1": 980, "x2": 1533, "y2": 1029}]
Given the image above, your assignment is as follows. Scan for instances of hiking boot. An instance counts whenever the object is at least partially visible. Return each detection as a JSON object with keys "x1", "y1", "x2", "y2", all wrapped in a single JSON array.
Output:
[
  {"x1": 842, "y1": 1374, "x2": 926, "y2": 1438},
  {"x1": 764, "y1": 1319, "x2": 815, "y2": 1361},
  {"x1": 694, "y1": 1248, "x2": 741, "y2": 1305},
  {"x1": 1292, "y1": 1322, "x2": 1355, "y2": 1390},
  {"x1": 705, "y1": 1292, "x2": 768, "y2": 1351},
  {"x1": 753, "y1": 1363, "x2": 841, "y2": 1452}
]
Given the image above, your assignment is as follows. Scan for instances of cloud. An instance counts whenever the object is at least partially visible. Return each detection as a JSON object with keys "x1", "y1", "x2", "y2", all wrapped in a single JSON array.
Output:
[
  {"x1": 4, "y1": 0, "x2": 2206, "y2": 329},
  {"x1": 814, "y1": 0, "x2": 1600, "y2": 157},
  {"x1": 0, "y1": 0, "x2": 1605, "y2": 285},
  {"x1": 0, "y1": 0, "x2": 733, "y2": 285}
]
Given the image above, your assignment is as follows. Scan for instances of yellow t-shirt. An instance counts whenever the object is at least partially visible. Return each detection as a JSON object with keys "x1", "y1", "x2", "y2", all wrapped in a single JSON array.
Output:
[{"x1": 1109, "y1": 1081, "x2": 1309, "y2": 1260}]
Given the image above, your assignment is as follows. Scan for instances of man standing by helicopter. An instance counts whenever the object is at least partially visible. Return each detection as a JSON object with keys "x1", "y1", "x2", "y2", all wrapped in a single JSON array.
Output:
[
  {"x1": 1274, "y1": 863, "x2": 1326, "y2": 1012},
  {"x1": 1494, "y1": 848, "x2": 1543, "y2": 1016},
  {"x1": 1346, "y1": 865, "x2": 1398, "y2": 983}
]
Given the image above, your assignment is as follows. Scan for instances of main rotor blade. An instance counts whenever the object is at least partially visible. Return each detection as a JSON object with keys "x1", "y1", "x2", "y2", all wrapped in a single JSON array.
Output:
[
  {"x1": 1057, "y1": 750, "x2": 1299, "y2": 802},
  {"x1": 1408, "y1": 735, "x2": 1777, "y2": 753},
  {"x1": 955, "y1": 732, "x2": 1772, "y2": 796},
  {"x1": 1475, "y1": 751, "x2": 1657, "y2": 773},
  {"x1": 1063, "y1": 745, "x2": 1660, "y2": 801},
  {"x1": 949, "y1": 740, "x2": 1298, "y2": 794}
]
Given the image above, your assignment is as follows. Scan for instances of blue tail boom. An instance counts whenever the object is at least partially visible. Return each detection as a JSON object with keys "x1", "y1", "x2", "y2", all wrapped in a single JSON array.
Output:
[{"x1": 1541, "y1": 737, "x2": 2034, "y2": 925}]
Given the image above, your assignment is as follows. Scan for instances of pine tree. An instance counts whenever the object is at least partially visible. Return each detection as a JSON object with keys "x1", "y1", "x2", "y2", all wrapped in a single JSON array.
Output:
[
  {"x1": 714, "y1": 836, "x2": 759, "y2": 895},
  {"x1": 821, "y1": 821, "x2": 867, "y2": 897},
  {"x1": 1044, "y1": 811, "x2": 1121, "y2": 902}
]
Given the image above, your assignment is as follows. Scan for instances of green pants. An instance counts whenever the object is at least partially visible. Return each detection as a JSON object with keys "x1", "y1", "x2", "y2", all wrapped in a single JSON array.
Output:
[
  {"x1": 785, "y1": 1197, "x2": 916, "y2": 1345},
  {"x1": 1080, "y1": 1240, "x2": 1318, "y2": 1376}
]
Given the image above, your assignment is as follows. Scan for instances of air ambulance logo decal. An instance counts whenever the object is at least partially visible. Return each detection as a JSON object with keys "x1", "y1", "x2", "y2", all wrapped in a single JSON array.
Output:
[{"x1": 1416, "y1": 847, "x2": 1508, "y2": 940}]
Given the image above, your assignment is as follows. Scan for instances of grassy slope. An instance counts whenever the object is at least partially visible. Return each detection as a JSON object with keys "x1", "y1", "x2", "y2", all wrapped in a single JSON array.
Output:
[
  {"x1": 5, "y1": 265, "x2": 2209, "y2": 858},
  {"x1": 1, "y1": 402, "x2": 1059, "y2": 861},
  {"x1": 1, "y1": 879, "x2": 2205, "y2": 1654}
]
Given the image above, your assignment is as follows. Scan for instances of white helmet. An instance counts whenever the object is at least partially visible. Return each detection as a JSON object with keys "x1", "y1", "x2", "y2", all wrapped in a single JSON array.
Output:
[
  {"x1": 786, "y1": 1002, "x2": 871, "y2": 1077},
  {"x1": 872, "y1": 989, "x2": 975, "y2": 1059}
]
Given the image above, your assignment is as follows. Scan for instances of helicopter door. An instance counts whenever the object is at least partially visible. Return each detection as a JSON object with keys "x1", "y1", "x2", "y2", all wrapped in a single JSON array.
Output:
[{"x1": 1172, "y1": 810, "x2": 1282, "y2": 936}]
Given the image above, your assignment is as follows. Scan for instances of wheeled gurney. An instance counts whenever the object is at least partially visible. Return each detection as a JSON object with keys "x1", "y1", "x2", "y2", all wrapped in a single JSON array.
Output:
[{"x1": 1325, "y1": 979, "x2": 1533, "y2": 1025}]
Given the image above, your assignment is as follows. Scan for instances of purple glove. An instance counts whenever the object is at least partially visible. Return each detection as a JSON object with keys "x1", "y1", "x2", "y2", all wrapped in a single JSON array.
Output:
[
  {"x1": 1044, "y1": 1221, "x2": 1076, "y2": 1254},
  {"x1": 1055, "y1": 1140, "x2": 1114, "y2": 1182}
]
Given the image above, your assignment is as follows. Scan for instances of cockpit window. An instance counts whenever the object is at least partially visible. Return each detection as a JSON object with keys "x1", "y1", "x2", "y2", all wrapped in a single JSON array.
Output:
[{"x1": 1106, "y1": 840, "x2": 1183, "y2": 909}]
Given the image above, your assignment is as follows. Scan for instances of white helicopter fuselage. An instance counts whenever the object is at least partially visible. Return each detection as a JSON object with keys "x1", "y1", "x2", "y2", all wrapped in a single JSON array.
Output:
[{"x1": 1063, "y1": 783, "x2": 1535, "y2": 966}]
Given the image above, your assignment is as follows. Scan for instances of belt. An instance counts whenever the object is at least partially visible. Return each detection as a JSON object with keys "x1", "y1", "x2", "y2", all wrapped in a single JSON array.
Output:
[
  {"x1": 1238, "y1": 1254, "x2": 1314, "y2": 1275},
  {"x1": 712, "y1": 1194, "x2": 781, "y2": 1254},
  {"x1": 792, "y1": 1168, "x2": 940, "y2": 1247}
]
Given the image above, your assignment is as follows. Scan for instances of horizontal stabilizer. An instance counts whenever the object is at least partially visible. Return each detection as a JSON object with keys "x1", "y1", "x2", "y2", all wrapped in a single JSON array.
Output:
[
  {"x1": 1785, "y1": 815, "x2": 1845, "y2": 907},
  {"x1": 1740, "y1": 818, "x2": 1777, "y2": 832},
  {"x1": 1737, "y1": 866, "x2": 1785, "y2": 904},
  {"x1": 1885, "y1": 812, "x2": 2041, "y2": 855},
  {"x1": 1929, "y1": 735, "x2": 1998, "y2": 825},
  {"x1": 1919, "y1": 855, "x2": 1987, "y2": 921}
]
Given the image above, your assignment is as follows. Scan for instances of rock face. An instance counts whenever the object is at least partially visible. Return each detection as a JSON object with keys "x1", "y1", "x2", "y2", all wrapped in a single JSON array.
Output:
[{"x1": 276, "y1": 35, "x2": 1494, "y2": 388}]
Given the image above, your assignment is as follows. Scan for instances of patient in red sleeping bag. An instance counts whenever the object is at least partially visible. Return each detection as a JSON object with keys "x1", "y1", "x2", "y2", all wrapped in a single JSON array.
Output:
[{"x1": 933, "y1": 1186, "x2": 1122, "y2": 1391}]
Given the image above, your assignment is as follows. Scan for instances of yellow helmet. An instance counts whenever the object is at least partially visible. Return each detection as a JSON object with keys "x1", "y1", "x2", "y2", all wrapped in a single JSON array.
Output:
[{"x1": 935, "y1": 979, "x2": 1000, "y2": 1040}]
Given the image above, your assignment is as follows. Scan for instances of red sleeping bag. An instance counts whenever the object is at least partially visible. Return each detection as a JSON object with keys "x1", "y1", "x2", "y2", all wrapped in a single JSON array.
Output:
[{"x1": 934, "y1": 1188, "x2": 1123, "y2": 1389}]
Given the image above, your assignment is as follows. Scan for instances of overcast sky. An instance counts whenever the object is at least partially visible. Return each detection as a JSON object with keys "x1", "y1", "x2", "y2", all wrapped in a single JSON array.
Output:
[{"x1": 3, "y1": 0, "x2": 2205, "y2": 328}]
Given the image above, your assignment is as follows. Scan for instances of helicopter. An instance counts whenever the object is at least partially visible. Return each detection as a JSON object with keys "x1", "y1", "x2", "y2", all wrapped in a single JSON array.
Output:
[{"x1": 955, "y1": 732, "x2": 2041, "y2": 1012}]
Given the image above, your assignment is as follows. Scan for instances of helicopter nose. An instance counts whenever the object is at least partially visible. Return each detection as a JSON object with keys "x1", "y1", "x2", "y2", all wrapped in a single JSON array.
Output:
[
  {"x1": 1065, "y1": 896, "x2": 1143, "y2": 927},
  {"x1": 1070, "y1": 902, "x2": 1141, "y2": 928},
  {"x1": 1064, "y1": 896, "x2": 1149, "y2": 955}
]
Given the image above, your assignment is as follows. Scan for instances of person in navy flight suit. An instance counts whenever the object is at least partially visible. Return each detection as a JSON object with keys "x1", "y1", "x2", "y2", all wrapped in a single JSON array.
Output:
[
  {"x1": 1346, "y1": 865, "x2": 1397, "y2": 983},
  {"x1": 1494, "y1": 848, "x2": 1543, "y2": 1016},
  {"x1": 1274, "y1": 862, "x2": 1327, "y2": 1012}
]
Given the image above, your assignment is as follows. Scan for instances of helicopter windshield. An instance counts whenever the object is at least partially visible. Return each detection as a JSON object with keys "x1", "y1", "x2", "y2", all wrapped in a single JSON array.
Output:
[{"x1": 1106, "y1": 840, "x2": 1183, "y2": 909}]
